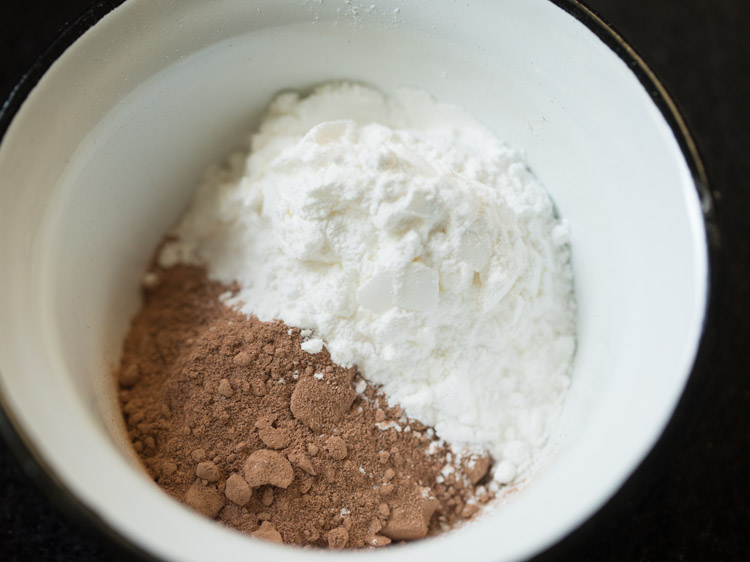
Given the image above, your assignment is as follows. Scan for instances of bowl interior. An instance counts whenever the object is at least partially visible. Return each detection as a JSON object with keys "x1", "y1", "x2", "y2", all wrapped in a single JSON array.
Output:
[{"x1": 0, "y1": 1, "x2": 708, "y2": 561}]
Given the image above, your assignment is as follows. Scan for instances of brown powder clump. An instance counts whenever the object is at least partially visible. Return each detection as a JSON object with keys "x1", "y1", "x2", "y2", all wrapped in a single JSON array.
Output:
[{"x1": 117, "y1": 265, "x2": 493, "y2": 548}]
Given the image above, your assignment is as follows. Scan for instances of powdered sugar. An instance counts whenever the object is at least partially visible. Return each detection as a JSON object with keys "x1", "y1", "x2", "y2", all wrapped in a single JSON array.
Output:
[{"x1": 160, "y1": 83, "x2": 576, "y2": 483}]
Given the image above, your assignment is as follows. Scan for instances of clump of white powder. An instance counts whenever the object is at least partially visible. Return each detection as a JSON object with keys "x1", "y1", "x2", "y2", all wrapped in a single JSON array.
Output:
[{"x1": 160, "y1": 83, "x2": 576, "y2": 484}]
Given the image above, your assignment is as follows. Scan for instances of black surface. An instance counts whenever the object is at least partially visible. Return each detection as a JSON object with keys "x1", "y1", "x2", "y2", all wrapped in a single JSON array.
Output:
[{"x1": 0, "y1": 1, "x2": 748, "y2": 561}]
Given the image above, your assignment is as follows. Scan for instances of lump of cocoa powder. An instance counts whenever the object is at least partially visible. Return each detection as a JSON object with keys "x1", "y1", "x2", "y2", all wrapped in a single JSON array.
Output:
[
  {"x1": 225, "y1": 473, "x2": 252, "y2": 506},
  {"x1": 196, "y1": 461, "x2": 220, "y2": 482},
  {"x1": 244, "y1": 450, "x2": 294, "y2": 488},
  {"x1": 463, "y1": 453, "x2": 492, "y2": 485},
  {"x1": 116, "y1": 265, "x2": 493, "y2": 549},
  {"x1": 327, "y1": 526, "x2": 349, "y2": 549},
  {"x1": 184, "y1": 482, "x2": 224, "y2": 518},
  {"x1": 290, "y1": 367, "x2": 356, "y2": 432},
  {"x1": 326, "y1": 436, "x2": 348, "y2": 460},
  {"x1": 287, "y1": 451, "x2": 316, "y2": 475},
  {"x1": 381, "y1": 482, "x2": 440, "y2": 540},
  {"x1": 252, "y1": 521, "x2": 283, "y2": 543}
]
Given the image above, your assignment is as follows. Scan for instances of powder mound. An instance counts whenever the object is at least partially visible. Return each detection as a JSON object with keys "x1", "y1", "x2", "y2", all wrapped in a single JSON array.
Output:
[
  {"x1": 158, "y1": 82, "x2": 577, "y2": 476},
  {"x1": 117, "y1": 266, "x2": 497, "y2": 548}
]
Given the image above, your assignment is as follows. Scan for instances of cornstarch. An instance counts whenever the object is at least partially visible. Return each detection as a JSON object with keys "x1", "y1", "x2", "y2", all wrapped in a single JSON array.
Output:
[{"x1": 160, "y1": 82, "x2": 577, "y2": 484}]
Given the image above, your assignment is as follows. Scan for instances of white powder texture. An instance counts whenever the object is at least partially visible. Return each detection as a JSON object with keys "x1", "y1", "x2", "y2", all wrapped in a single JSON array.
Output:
[{"x1": 160, "y1": 83, "x2": 576, "y2": 482}]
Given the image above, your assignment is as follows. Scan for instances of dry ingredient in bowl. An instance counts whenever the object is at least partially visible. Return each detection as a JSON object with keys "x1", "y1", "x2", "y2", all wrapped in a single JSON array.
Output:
[
  {"x1": 117, "y1": 82, "x2": 576, "y2": 548},
  {"x1": 120, "y1": 265, "x2": 494, "y2": 548}
]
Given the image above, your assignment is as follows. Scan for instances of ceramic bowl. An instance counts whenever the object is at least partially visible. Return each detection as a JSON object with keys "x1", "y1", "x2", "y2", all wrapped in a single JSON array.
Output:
[{"x1": 0, "y1": 1, "x2": 713, "y2": 560}]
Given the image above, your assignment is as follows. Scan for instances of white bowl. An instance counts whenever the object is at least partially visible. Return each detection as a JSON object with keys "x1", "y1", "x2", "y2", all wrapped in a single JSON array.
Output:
[{"x1": 0, "y1": 1, "x2": 712, "y2": 561}]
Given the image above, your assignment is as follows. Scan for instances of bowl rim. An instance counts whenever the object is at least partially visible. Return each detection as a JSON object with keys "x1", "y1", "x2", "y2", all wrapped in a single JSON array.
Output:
[{"x1": 0, "y1": 1, "x2": 720, "y2": 560}]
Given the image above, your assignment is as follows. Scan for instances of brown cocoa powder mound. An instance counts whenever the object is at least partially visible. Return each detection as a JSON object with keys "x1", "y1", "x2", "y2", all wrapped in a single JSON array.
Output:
[{"x1": 117, "y1": 265, "x2": 494, "y2": 549}]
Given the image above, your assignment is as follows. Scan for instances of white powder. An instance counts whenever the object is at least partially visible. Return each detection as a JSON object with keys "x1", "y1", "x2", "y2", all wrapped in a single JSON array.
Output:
[
  {"x1": 301, "y1": 337, "x2": 324, "y2": 354},
  {"x1": 160, "y1": 83, "x2": 576, "y2": 483}
]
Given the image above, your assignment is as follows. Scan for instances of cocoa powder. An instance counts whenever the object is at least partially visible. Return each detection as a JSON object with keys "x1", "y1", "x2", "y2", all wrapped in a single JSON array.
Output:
[{"x1": 117, "y1": 265, "x2": 493, "y2": 548}]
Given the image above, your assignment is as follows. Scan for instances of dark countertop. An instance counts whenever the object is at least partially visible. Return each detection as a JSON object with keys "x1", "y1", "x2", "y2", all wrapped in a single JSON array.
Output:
[{"x1": 1, "y1": 1, "x2": 748, "y2": 560}]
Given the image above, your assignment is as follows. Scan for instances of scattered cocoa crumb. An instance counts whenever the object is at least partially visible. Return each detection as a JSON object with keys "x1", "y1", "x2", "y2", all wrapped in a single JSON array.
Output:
[
  {"x1": 287, "y1": 451, "x2": 316, "y2": 475},
  {"x1": 262, "y1": 487, "x2": 275, "y2": 507},
  {"x1": 196, "y1": 461, "x2": 220, "y2": 482},
  {"x1": 464, "y1": 454, "x2": 491, "y2": 485},
  {"x1": 326, "y1": 436, "x2": 348, "y2": 460},
  {"x1": 184, "y1": 482, "x2": 224, "y2": 518},
  {"x1": 327, "y1": 526, "x2": 349, "y2": 549},
  {"x1": 117, "y1": 265, "x2": 493, "y2": 549},
  {"x1": 244, "y1": 450, "x2": 294, "y2": 488},
  {"x1": 252, "y1": 521, "x2": 282, "y2": 543},
  {"x1": 218, "y1": 379, "x2": 233, "y2": 398},
  {"x1": 225, "y1": 473, "x2": 252, "y2": 506},
  {"x1": 382, "y1": 484, "x2": 439, "y2": 540},
  {"x1": 369, "y1": 535, "x2": 391, "y2": 547}
]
